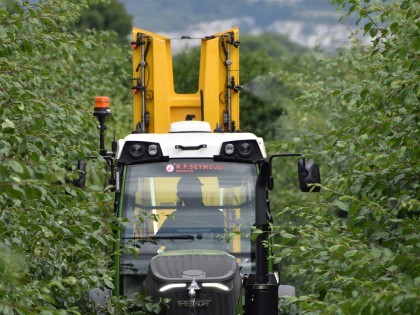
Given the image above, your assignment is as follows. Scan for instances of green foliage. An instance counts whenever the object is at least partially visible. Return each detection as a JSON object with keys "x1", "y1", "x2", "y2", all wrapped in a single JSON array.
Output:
[
  {"x1": 270, "y1": 0, "x2": 419, "y2": 313},
  {"x1": 104, "y1": 294, "x2": 170, "y2": 315},
  {"x1": 240, "y1": 48, "x2": 283, "y2": 137},
  {"x1": 0, "y1": 0, "x2": 154, "y2": 313},
  {"x1": 239, "y1": 33, "x2": 308, "y2": 137},
  {"x1": 173, "y1": 47, "x2": 200, "y2": 94},
  {"x1": 75, "y1": 0, "x2": 133, "y2": 43}
]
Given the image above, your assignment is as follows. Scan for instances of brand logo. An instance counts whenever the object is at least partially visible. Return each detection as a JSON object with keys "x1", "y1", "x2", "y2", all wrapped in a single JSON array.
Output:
[
  {"x1": 166, "y1": 163, "x2": 225, "y2": 173},
  {"x1": 177, "y1": 299, "x2": 212, "y2": 308}
]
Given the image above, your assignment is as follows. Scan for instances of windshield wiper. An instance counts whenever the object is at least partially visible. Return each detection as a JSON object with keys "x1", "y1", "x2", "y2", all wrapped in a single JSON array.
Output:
[
  {"x1": 121, "y1": 235, "x2": 196, "y2": 244},
  {"x1": 151, "y1": 234, "x2": 195, "y2": 240}
]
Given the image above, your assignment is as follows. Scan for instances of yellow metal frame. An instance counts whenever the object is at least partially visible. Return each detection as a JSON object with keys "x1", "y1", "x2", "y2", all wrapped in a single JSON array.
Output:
[{"x1": 132, "y1": 27, "x2": 240, "y2": 133}]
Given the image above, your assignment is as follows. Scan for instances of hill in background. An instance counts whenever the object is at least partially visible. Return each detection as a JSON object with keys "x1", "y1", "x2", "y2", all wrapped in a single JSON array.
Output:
[{"x1": 122, "y1": 0, "x2": 353, "y2": 50}]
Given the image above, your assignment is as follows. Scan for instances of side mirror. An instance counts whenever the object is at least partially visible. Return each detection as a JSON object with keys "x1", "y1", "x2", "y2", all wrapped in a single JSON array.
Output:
[{"x1": 298, "y1": 159, "x2": 321, "y2": 192}]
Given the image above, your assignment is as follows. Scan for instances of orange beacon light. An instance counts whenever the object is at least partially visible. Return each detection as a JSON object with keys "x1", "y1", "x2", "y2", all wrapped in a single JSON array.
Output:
[{"x1": 93, "y1": 96, "x2": 112, "y2": 156}]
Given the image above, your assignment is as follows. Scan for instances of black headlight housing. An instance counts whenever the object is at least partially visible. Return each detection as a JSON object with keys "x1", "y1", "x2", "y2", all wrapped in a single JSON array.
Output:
[
  {"x1": 119, "y1": 141, "x2": 168, "y2": 164},
  {"x1": 214, "y1": 140, "x2": 264, "y2": 163}
]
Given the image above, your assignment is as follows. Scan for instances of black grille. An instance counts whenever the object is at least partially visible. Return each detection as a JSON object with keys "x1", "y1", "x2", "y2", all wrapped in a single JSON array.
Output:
[{"x1": 146, "y1": 250, "x2": 241, "y2": 315}]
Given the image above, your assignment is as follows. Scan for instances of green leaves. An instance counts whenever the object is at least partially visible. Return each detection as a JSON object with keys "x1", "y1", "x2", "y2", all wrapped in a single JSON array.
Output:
[
  {"x1": 270, "y1": 0, "x2": 419, "y2": 314},
  {"x1": 105, "y1": 294, "x2": 170, "y2": 315},
  {"x1": 0, "y1": 0, "x2": 134, "y2": 313}
]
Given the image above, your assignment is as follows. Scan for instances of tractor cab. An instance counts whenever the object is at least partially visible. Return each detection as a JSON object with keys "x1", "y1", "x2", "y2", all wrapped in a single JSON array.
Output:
[
  {"x1": 119, "y1": 159, "x2": 256, "y2": 297},
  {"x1": 108, "y1": 122, "x2": 269, "y2": 314}
]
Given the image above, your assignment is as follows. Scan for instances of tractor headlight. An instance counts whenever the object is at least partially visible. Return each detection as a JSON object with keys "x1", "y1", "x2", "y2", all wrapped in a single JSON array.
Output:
[
  {"x1": 202, "y1": 282, "x2": 230, "y2": 291},
  {"x1": 159, "y1": 283, "x2": 187, "y2": 292},
  {"x1": 129, "y1": 143, "x2": 145, "y2": 158},
  {"x1": 215, "y1": 140, "x2": 264, "y2": 163},
  {"x1": 239, "y1": 142, "x2": 253, "y2": 157},
  {"x1": 224, "y1": 143, "x2": 235, "y2": 155},
  {"x1": 119, "y1": 141, "x2": 167, "y2": 164},
  {"x1": 148, "y1": 144, "x2": 158, "y2": 156}
]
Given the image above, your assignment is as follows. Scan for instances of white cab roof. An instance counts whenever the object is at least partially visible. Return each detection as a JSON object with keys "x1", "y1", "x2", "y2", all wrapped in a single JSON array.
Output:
[{"x1": 117, "y1": 122, "x2": 266, "y2": 159}]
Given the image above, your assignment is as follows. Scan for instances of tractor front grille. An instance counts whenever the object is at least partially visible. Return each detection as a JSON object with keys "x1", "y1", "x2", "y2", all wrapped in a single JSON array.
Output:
[{"x1": 146, "y1": 250, "x2": 241, "y2": 315}]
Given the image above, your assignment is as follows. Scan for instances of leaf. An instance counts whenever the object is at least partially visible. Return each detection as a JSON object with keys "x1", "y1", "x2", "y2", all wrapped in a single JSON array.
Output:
[
  {"x1": 364, "y1": 22, "x2": 373, "y2": 34},
  {"x1": 64, "y1": 186, "x2": 77, "y2": 197},
  {"x1": 329, "y1": 245, "x2": 342, "y2": 252},
  {"x1": 8, "y1": 160, "x2": 25, "y2": 174},
  {"x1": 1, "y1": 119, "x2": 15, "y2": 131},
  {"x1": 390, "y1": 22, "x2": 399, "y2": 34},
  {"x1": 369, "y1": 27, "x2": 378, "y2": 38},
  {"x1": 280, "y1": 231, "x2": 295, "y2": 239},
  {"x1": 344, "y1": 250, "x2": 358, "y2": 258},
  {"x1": 333, "y1": 200, "x2": 349, "y2": 211},
  {"x1": 104, "y1": 278, "x2": 114, "y2": 289},
  {"x1": 251, "y1": 228, "x2": 263, "y2": 241},
  {"x1": 349, "y1": 5, "x2": 357, "y2": 14}
]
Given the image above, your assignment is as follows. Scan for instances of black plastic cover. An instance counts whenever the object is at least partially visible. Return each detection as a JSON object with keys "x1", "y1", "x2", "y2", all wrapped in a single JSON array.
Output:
[{"x1": 146, "y1": 250, "x2": 241, "y2": 315}]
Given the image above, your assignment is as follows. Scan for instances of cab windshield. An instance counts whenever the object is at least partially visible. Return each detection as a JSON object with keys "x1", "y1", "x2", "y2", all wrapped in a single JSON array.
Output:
[{"x1": 119, "y1": 159, "x2": 256, "y2": 294}]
